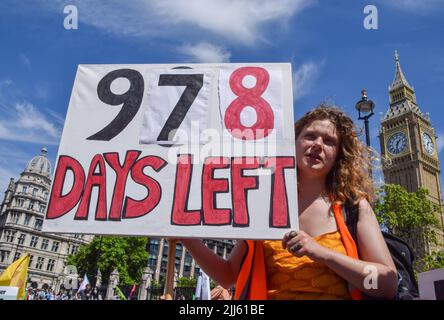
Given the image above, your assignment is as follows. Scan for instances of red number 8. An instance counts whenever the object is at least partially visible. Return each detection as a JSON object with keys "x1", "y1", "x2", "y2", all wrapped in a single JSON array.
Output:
[{"x1": 224, "y1": 67, "x2": 274, "y2": 140}]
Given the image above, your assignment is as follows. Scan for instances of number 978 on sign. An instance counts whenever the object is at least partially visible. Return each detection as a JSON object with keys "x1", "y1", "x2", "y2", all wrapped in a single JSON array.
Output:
[{"x1": 82, "y1": 65, "x2": 287, "y2": 145}]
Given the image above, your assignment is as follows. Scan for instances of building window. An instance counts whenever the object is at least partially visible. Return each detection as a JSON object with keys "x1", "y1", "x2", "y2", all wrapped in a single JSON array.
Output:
[
  {"x1": 30, "y1": 236, "x2": 39, "y2": 248},
  {"x1": 5, "y1": 231, "x2": 16, "y2": 243},
  {"x1": 28, "y1": 200, "x2": 35, "y2": 210},
  {"x1": 148, "y1": 239, "x2": 159, "y2": 254},
  {"x1": 51, "y1": 241, "x2": 60, "y2": 252},
  {"x1": 43, "y1": 191, "x2": 49, "y2": 200},
  {"x1": 10, "y1": 212, "x2": 20, "y2": 224},
  {"x1": 18, "y1": 234, "x2": 26, "y2": 245},
  {"x1": 14, "y1": 251, "x2": 21, "y2": 261},
  {"x1": 15, "y1": 198, "x2": 24, "y2": 207},
  {"x1": 148, "y1": 257, "x2": 156, "y2": 267},
  {"x1": 24, "y1": 214, "x2": 31, "y2": 226},
  {"x1": 0, "y1": 250, "x2": 10, "y2": 263},
  {"x1": 36, "y1": 257, "x2": 44, "y2": 270},
  {"x1": 32, "y1": 188, "x2": 38, "y2": 197},
  {"x1": 22, "y1": 186, "x2": 28, "y2": 194},
  {"x1": 70, "y1": 244, "x2": 79, "y2": 255},
  {"x1": 29, "y1": 255, "x2": 34, "y2": 268},
  {"x1": 41, "y1": 239, "x2": 49, "y2": 250},
  {"x1": 34, "y1": 219, "x2": 43, "y2": 230},
  {"x1": 39, "y1": 204, "x2": 46, "y2": 213},
  {"x1": 47, "y1": 259, "x2": 55, "y2": 272}
]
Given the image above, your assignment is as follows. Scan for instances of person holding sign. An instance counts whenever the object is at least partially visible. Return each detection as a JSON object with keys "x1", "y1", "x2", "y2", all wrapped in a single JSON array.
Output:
[{"x1": 182, "y1": 105, "x2": 397, "y2": 300}]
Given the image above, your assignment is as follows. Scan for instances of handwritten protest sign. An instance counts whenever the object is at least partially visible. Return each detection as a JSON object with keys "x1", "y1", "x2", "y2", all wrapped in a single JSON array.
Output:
[{"x1": 42, "y1": 63, "x2": 298, "y2": 240}]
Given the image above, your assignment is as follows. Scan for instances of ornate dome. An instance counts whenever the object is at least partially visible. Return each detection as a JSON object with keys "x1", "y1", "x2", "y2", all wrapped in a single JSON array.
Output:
[{"x1": 24, "y1": 147, "x2": 51, "y2": 177}]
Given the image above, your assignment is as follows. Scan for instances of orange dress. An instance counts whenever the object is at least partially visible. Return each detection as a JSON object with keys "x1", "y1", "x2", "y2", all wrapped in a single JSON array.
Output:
[{"x1": 263, "y1": 231, "x2": 351, "y2": 300}]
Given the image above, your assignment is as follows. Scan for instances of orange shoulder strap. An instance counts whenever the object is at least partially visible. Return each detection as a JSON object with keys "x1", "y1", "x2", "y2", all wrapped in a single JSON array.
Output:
[
  {"x1": 332, "y1": 202, "x2": 363, "y2": 300},
  {"x1": 234, "y1": 240, "x2": 268, "y2": 300}
]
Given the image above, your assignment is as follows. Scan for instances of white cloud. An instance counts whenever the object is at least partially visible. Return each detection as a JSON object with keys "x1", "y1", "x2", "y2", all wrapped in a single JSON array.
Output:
[
  {"x1": 380, "y1": 0, "x2": 443, "y2": 12},
  {"x1": 0, "y1": 102, "x2": 62, "y2": 145},
  {"x1": 292, "y1": 61, "x2": 322, "y2": 101},
  {"x1": 179, "y1": 43, "x2": 231, "y2": 63},
  {"x1": 41, "y1": 0, "x2": 314, "y2": 44},
  {"x1": 437, "y1": 133, "x2": 444, "y2": 154}
]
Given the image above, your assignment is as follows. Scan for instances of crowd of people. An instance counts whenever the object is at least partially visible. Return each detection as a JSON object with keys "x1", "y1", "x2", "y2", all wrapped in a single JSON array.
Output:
[
  {"x1": 25, "y1": 284, "x2": 103, "y2": 300},
  {"x1": 26, "y1": 287, "x2": 69, "y2": 300}
]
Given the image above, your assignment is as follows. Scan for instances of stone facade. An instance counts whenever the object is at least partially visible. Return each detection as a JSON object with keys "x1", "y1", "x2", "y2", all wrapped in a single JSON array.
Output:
[{"x1": 0, "y1": 148, "x2": 92, "y2": 290}]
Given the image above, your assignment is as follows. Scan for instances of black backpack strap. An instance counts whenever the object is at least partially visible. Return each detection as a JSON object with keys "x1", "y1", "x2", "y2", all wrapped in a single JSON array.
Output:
[{"x1": 343, "y1": 200, "x2": 359, "y2": 246}]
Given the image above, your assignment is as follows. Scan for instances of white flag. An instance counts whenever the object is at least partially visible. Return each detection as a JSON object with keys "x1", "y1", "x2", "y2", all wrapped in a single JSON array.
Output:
[
  {"x1": 77, "y1": 274, "x2": 90, "y2": 292},
  {"x1": 195, "y1": 270, "x2": 211, "y2": 300}
]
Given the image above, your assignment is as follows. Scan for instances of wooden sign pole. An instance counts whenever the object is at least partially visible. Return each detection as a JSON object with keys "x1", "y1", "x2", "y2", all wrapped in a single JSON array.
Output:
[{"x1": 164, "y1": 239, "x2": 177, "y2": 299}]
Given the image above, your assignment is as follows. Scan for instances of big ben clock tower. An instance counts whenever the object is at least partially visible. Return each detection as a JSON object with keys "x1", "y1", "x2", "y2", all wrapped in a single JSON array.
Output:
[{"x1": 379, "y1": 51, "x2": 444, "y2": 246}]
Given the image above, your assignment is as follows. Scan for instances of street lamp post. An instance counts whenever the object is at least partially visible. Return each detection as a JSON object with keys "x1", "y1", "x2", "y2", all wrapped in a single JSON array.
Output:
[
  {"x1": 355, "y1": 89, "x2": 375, "y2": 178},
  {"x1": 93, "y1": 236, "x2": 103, "y2": 290}
]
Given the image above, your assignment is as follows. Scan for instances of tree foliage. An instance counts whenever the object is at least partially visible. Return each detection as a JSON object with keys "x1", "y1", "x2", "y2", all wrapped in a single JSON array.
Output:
[
  {"x1": 373, "y1": 184, "x2": 442, "y2": 271},
  {"x1": 176, "y1": 276, "x2": 197, "y2": 288},
  {"x1": 419, "y1": 251, "x2": 444, "y2": 271},
  {"x1": 67, "y1": 236, "x2": 148, "y2": 286}
]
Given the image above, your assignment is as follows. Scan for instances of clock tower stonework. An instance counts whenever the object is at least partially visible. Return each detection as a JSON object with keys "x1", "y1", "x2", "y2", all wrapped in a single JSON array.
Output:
[{"x1": 379, "y1": 51, "x2": 444, "y2": 246}]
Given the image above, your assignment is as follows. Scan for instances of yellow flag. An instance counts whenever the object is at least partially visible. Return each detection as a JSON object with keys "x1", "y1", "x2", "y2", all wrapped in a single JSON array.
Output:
[{"x1": 0, "y1": 253, "x2": 30, "y2": 299}]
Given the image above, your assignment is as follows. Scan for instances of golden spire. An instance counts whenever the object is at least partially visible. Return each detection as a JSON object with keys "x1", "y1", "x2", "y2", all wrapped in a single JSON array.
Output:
[{"x1": 390, "y1": 50, "x2": 413, "y2": 91}]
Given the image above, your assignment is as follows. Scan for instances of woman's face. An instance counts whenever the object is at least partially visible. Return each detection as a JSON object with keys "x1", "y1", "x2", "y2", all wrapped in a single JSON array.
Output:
[{"x1": 296, "y1": 119, "x2": 340, "y2": 178}]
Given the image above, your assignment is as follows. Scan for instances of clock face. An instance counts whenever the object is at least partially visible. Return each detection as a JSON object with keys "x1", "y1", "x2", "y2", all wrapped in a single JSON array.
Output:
[
  {"x1": 422, "y1": 132, "x2": 435, "y2": 155},
  {"x1": 387, "y1": 132, "x2": 408, "y2": 155}
]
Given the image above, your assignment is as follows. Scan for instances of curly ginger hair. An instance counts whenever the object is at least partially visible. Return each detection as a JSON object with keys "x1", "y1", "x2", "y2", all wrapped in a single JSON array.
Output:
[{"x1": 294, "y1": 104, "x2": 374, "y2": 205}]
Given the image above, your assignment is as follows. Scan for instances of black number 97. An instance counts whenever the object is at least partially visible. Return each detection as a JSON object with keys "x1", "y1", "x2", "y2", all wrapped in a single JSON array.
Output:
[{"x1": 87, "y1": 69, "x2": 144, "y2": 141}]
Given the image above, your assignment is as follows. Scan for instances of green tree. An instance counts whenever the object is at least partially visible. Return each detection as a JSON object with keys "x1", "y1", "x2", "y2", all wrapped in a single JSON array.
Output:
[
  {"x1": 176, "y1": 277, "x2": 197, "y2": 288},
  {"x1": 373, "y1": 184, "x2": 441, "y2": 271},
  {"x1": 151, "y1": 279, "x2": 164, "y2": 289},
  {"x1": 67, "y1": 236, "x2": 148, "y2": 285},
  {"x1": 419, "y1": 251, "x2": 444, "y2": 271}
]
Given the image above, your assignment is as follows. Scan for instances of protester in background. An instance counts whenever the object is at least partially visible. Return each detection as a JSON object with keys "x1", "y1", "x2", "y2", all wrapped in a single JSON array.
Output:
[
  {"x1": 38, "y1": 289, "x2": 46, "y2": 300},
  {"x1": 26, "y1": 288, "x2": 35, "y2": 300},
  {"x1": 182, "y1": 104, "x2": 398, "y2": 300},
  {"x1": 47, "y1": 288, "x2": 55, "y2": 300},
  {"x1": 79, "y1": 283, "x2": 92, "y2": 300},
  {"x1": 90, "y1": 287, "x2": 101, "y2": 300}
]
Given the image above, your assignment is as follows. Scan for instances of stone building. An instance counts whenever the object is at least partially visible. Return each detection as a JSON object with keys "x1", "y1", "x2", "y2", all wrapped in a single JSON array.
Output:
[
  {"x1": 379, "y1": 51, "x2": 444, "y2": 249},
  {"x1": 0, "y1": 147, "x2": 92, "y2": 290},
  {"x1": 146, "y1": 238, "x2": 234, "y2": 284}
]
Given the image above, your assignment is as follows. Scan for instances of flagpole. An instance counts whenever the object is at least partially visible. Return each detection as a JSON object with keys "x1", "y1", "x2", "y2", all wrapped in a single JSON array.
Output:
[{"x1": 164, "y1": 238, "x2": 176, "y2": 299}]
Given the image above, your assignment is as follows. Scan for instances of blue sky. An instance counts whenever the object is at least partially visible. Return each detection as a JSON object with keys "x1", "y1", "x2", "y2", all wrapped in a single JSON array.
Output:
[{"x1": 1, "y1": 0, "x2": 444, "y2": 194}]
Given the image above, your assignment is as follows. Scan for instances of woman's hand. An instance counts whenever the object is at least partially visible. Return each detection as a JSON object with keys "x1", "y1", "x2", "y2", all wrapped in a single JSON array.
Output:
[{"x1": 282, "y1": 230, "x2": 330, "y2": 263}]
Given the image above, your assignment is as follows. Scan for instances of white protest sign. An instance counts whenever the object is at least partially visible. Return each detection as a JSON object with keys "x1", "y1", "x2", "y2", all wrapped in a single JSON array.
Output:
[
  {"x1": 42, "y1": 63, "x2": 297, "y2": 240},
  {"x1": 0, "y1": 286, "x2": 19, "y2": 300},
  {"x1": 419, "y1": 268, "x2": 444, "y2": 300}
]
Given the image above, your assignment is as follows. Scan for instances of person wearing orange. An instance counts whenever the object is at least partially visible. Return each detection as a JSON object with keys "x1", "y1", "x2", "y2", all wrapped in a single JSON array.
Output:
[{"x1": 182, "y1": 105, "x2": 397, "y2": 300}]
